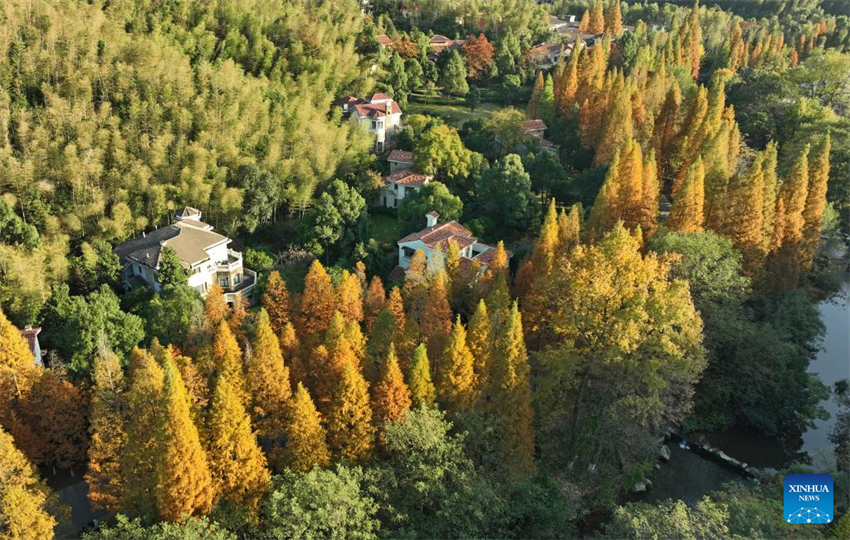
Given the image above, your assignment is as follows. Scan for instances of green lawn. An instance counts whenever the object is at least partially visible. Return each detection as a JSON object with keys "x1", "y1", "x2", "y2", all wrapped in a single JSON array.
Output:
[
  {"x1": 370, "y1": 213, "x2": 403, "y2": 246},
  {"x1": 406, "y1": 94, "x2": 502, "y2": 128}
]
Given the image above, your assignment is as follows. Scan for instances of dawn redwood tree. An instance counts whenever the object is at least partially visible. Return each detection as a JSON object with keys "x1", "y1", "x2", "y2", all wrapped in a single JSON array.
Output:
[{"x1": 282, "y1": 383, "x2": 331, "y2": 473}]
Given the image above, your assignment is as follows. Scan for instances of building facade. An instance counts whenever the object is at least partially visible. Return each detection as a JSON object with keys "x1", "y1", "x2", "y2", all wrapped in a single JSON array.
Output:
[
  {"x1": 396, "y1": 212, "x2": 504, "y2": 270},
  {"x1": 335, "y1": 93, "x2": 403, "y2": 153},
  {"x1": 114, "y1": 207, "x2": 256, "y2": 305}
]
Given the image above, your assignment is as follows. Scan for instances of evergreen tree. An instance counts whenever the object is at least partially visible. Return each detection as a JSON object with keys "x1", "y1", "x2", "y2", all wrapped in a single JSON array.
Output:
[
  {"x1": 363, "y1": 276, "x2": 386, "y2": 333},
  {"x1": 282, "y1": 383, "x2": 331, "y2": 472},
  {"x1": 337, "y1": 270, "x2": 364, "y2": 323},
  {"x1": 262, "y1": 271, "x2": 291, "y2": 336},
  {"x1": 246, "y1": 310, "x2": 291, "y2": 442},
  {"x1": 0, "y1": 426, "x2": 57, "y2": 540},
  {"x1": 558, "y1": 204, "x2": 583, "y2": 254},
  {"x1": 327, "y1": 363, "x2": 375, "y2": 462},
  {"x1": 407, "y1": 344, "x2": 436, "y2": 409},
  {"x1": 532, "y1": 199, "x2": 560, "y2": 275},
  {"x1": 206, "y1": 376, "x2": 270, "y2": 513},
  {"x1": 490, "y1": 302, "x2": 536, "y2": 478},
  {"x1": 372, "y1": 345, "x2": 412, "y2": 426},
  {"x1": 801, "y1": 134, "x2": 831, "y2": 270},
  {"x1": 595, "y1": 73, "x2": 632, "y2": 166},
  {"x1": 527, "y1": 71, "x2": 544, "y2": 119},
  {"x1": 667, "y1": 158, "x2": 705, "y2": 233},
  {"x1": 438, "y1": 316, "x2": 477, "y2": 414},
  {"x1": 540, "y1": 74, "x2": 555, "y2": 125},
  {"x1": 440, "y1": 50, "x2": 469, "y2": 96},
  {"x1": 121, "y1": 348, "x2": 164, "y2": 519},
  {"x1": 157, "y1": 246, "x2": 188, "y2": 288},
  {"x1": 86, "y1": 350, "x2": 126, "y2": 513},
  {"x1": 297, "y1": 260, "x2": 335, "y2": 336},
  {"x1": 587, "y1": 139, "x2": 647, "y2": 237},
  {"x1": 653, "y1": 81, "x2": 681, "y2": 189}
]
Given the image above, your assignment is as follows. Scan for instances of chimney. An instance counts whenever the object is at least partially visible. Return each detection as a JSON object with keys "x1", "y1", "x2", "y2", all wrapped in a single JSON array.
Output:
[
  {"x1": 425, "y1": 211, "x2": 439, "y2": 228},
  {"x1": 386, "y1": 98, "x2": 392, "y2": 114},
  {"x1": 568, "y1": 14, "x2": 576, "y2": 22}
]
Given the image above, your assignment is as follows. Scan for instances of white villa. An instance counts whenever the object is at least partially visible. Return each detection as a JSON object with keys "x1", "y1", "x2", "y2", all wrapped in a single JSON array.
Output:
[
  {"x1": 114, "y1": 207, "x2": 256, "y2": 305},
  {"x1": 396, "y1": 212, "x2": 504, "y2": 270},
  {"x1": 335, "y1": 93, "x2": 403, "y2": 153},
  {"x1": 380, "y1": 168, "x2": 432, "y2": 208}
]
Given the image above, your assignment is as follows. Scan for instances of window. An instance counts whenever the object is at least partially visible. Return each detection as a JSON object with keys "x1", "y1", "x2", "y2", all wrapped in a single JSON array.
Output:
[
  {"x1": 394, "y1": 198, "x2": 398, "y2": 208},
  {"x1": 402, "y1": 247, "x2": 415, "y2": 259},
  {"x1": 219, "y1": 276, "x2": 229, "y2": 288},
  {"x1": 371, "y1": 120, "x2": 384, "y2": 130},
  {"x1": 234, "y1": 273, "x2": 242, "y2": 285}
]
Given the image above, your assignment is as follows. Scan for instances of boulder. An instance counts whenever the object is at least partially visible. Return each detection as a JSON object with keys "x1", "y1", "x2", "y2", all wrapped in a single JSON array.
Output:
[
  {"x1": 658, "y1": 445, "x2": 671, "y2": 462},
  {"x1": 633, "y1": 482, "x2": 647, "y2": 493}
]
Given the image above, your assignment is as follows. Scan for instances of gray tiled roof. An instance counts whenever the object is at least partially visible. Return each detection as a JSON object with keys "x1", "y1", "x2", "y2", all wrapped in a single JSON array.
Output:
[{"x1": 114, "y1": 221, "x2": 228, "y2": 269}]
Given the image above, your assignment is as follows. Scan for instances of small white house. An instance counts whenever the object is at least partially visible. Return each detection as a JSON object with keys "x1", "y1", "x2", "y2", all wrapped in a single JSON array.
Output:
[
  {"x1": 387, "y1": 149, "x2": 414, "y2": 173},
  {"x1": 380, "y1": 169, "x2": 432, "y2": 208},
  {"x1": 335, "y1": 93, "x2": 403, "y2": 153},
  {"x1": 396, "y1": 212, "x2": 505, "y2": 270},
  {"x1": 114, "y1": 207, "x2": 256, "y2": 305},
  {"x1": 19, "y1": 326, "x2": 42, "y2": 366}
]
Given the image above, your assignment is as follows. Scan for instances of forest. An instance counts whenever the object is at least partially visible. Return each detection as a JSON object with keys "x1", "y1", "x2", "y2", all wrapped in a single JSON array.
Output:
[{"x1": 0, "y1": 0, "x2": 849, "y2": 538}]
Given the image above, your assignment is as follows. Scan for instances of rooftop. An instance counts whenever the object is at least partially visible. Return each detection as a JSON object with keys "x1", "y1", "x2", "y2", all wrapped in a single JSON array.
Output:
[
  {"x1": 523, "y1": 119, "x2": 548, "y2": 132},
  {"x1": 387, "y1": 149, "x2": 414, "y2": 163},
  {"x1": 398, "y1": 220, "x2": 478, "y2": 251},
  {"x1": 114, "y1": 220, "x2": 228, "y2": 269},
  {"x1": 336, "y1": 94, "x2": 403, "y2": 118},
  {"x1": 385, "y1": 168, "x2": 431, "y2": 187}
]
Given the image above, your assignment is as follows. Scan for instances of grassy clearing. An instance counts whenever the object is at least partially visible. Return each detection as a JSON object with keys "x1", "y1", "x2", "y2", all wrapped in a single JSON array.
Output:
[
  {"x1": 369, "y1": 212, "x2": 403, "y2": 246},
  {"x1": 407, "y1": 94, "x2": 502, "y2": 128}
]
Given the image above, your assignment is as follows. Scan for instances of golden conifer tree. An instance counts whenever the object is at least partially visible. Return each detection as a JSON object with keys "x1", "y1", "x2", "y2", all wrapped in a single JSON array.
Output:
[
  {"x1": 363, "y1": 276, "x2": 386, "y2": 333},
  {"x1": 203, "y1": 283, "x2": 228, "y2": 333},
  {"x1": 246, "y1": 310, "x2": 291, "y2": 441},
  {"x1": 297, "y1": 260, "x2": 335, "y2": 336},
  {"x1": 801, "y1": 134, "x2": 831, "y2": 270},
  {"x1": 671, "y1": 86, "x2": 709, "y2": 194},
  {"x1": 337, "y1": 270, "x2": 364, "y2": 323},
  {"x1": 212, "y1": 320, "x2": 249, "y2": 406},
  {"x1": 579, "y1": 10, "x2": 590, "y2": 33},
  {"x1": 420, "y1": 271, "x2": 453, "y2": 361},
  {"x1": 86, "y1": 350, "x2": 126, "y2": 513},
  {"x1": 0, "y1": 426, "x2": 57, "y2": 540},
  {"x1": 653, "y1": 81, "x2": 681, "y2": 188},
  {"x1": 761, "y1": 142, "x2": 780, "y2": 251},
  {"x1": 558, "y1": 204, "x2": 582, "y2": 254},
  {"x1": 588, "y1": 0, "x2": 605, "y2": 33},
  {"x1": 667, "y1": 158, "x2": 705, "y2": 233},
  {"x1": 155, "y1": 361, "x2": 215, "y2": 522},
  {"x1": 556, "y1": 39, "x2": 581, "y2": 116},
  {"x1": 0, "y1": 309, "x2": 34, "y2": 373},
  {"x1": 206, "y1": 376, "x2": 270, "y2": 513},
  {"x1": 282, "y1": 383, "x2": 331, "y2": 472},
  {"x1": 121, "y1": 348, "x2": 164, "y2": 519},
  {"x1": 228, "y1": 294, "x2": 248, "y2": 343},
  {"x1": 490, "y1": 303, "x2": 536, "y2": 478},
  {"x1": 262, "y1": 271, "x2": 291, "y2": 335},
  {"x1": 365, "y1": 309, "x2": 397, "y2": 384},
  {"x1": 531, "y1": 200, "x2": 559, "y2": 275},
  {"x1": 721, "y1": 157, "x2": 766, "y2": 271},
  {"x1": 403, "y1": 250, "x2": 429, "y2": 318},
  {"x1": 467, "y1": 300, "x2": 493, "y2": 394},
  {"x1": 765, "y1": 146, "x2": 810, "y2": 291},
  {"x1": 372, "y1": 345, "x2": 412, "y2": 426},
  {"x1": 639, "y1": 151, "x2": 660, "y2": 237},
  {"x1": 327, "y1": 363, "x2": 375, "y2": 462},
  {"x1": 279, "y1": 322, "x2": 302, "y2": 384},
  {"x1": 587, "y1": 139, "x2": 646, "y2": 237},
  {"x1": 527, "y1": 70, "x2": 545, "y2": 119},
  {"x1": 605, "y1": 0, "x2": 623, "y2": 35},
  {"x1": 407, "y1": 344, "x2": 437, "y2": 409},
  {"x1": 386, "y1": 286, "x2": 407, "y2": 334},
  {"x1": 438, "y1": 316, "x2": 477, "y2": 414},
  {"x1": 312, "y1": 335, "x2": 359, "y2": 416}
]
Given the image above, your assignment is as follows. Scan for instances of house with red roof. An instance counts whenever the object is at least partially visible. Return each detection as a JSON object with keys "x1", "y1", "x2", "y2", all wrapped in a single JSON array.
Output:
[
  {"x1": 396, "y1": 212, "x2": 505, "y2": 271},
  {"x1": 380, "y1": 168, "x2": 432, "y2": 208},
  {"x1": 334, "y1": 93, "x2": 403, "y2": 153}
]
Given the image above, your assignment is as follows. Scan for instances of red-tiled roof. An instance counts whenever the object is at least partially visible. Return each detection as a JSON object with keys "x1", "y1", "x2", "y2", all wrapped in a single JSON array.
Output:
[
  {"x1": 377, "y1": 34, "x2": 392, "y2": 46},
  {"x1": 367, "y1": 93, "x2": 392, "y2": 102},
  {"x1": 387, "y1": 149, "x2": 414, "y2": 163},
  {"x1": 352, "y1": 100, "x2": 402, "y2": 118},
  {"x1": 523, "y1": 119, "x2": 547, "y2": 132},
  {"x1": 385, "y1": 169, "x2": 431, "y2": 187},
  {"x1": 429, "y1": 35, "x2": 453, "y2": 44},
  {"x1": 398, "y1": 220, "x2": 476, "y2": 249}
]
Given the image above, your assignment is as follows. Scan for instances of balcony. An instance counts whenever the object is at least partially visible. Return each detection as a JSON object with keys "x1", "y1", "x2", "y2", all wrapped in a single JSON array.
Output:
[
  {"x1": 216, "y1": 249, "x2": 243, "y2": 272},
  {"x1": 224, "y1": 268, "x2": 257, "y2": 305}
]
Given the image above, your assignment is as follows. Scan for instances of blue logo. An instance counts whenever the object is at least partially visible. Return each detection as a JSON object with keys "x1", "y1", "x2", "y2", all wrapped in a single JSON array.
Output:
[{"x1": 784, "y1": 474, "x2": 833, "y2": 524}]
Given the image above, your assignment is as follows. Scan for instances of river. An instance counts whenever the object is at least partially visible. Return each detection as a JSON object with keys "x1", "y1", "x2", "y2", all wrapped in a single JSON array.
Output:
[{"x1": 636, "y1": 247, "x2": 850, "y2": 503}]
